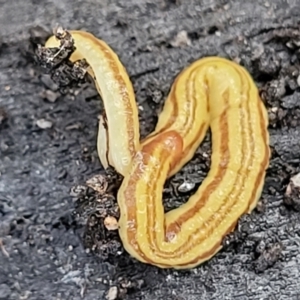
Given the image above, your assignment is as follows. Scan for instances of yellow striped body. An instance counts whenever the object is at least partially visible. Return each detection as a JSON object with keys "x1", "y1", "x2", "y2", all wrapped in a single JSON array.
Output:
[
  {"x1": 118, "y1": 58, "x2": 270, "y2": 268},
  {"x1": 45, "y1": 31, "x2": 270, "y2": 269},
  {"x1": 46, "y1": 31, "x2": 140, "y2": 175}
]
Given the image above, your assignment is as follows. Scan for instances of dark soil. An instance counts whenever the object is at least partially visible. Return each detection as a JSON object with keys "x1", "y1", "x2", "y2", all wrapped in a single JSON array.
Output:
[{"x1": 1, "y1": 1, "x2": 300, "y2": 299}]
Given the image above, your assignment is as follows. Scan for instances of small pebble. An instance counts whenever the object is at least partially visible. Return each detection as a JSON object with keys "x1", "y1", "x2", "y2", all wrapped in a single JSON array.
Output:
[
  {"x1": 286, "y1": 172, "x2": 300, "y2": 196},
  {"x1": 178, "y1": 181, "x2": 195, "y2": 193},
  {"x1": 36, "y1": 118, "x2": 53, "y2": 129},
  {"x1": 40, "y1": 74, "x2": 58, "y2": 91},
  {"x1": 104, "y1": 216, "x2": 118, "y2": 231},
  {"x1": 106, "y1": 286, "x2": 118, "y2": 300},
  {"x1": 40, "y1": 89, "x2": 59, "y2": 103},
  {"x1": 170, "y1": 30, "x2": 191, "y2": 48},
  {"x1": 86, "y1": 174, "x2": 108, "y2": 194}
]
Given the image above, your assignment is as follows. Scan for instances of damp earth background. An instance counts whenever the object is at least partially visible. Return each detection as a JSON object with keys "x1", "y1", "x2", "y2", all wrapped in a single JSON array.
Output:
[{"x1": 1, "y1": 0, "x2": 300, "y2": 299}]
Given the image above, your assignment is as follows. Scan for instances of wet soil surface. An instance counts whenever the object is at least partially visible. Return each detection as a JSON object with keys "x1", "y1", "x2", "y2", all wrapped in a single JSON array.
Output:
[{"x1": 1, "y1": 1, "x2": 300, "y2": 299}]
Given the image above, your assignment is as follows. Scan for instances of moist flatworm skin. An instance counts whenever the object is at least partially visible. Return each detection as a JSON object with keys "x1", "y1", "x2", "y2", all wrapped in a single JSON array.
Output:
[{"x1": 45, "y1": 31, "x2": 270, "y2": 269}]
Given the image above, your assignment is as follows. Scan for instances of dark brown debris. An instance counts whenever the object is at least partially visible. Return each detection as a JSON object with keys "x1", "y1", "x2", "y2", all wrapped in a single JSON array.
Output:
[
  {"x1": 284, "y1": 173, "x2": 300, "y2": 211},
  {"x1": 70, "y1": 168, "x2": 123, "y2": 262},
  {"x1": 34, "y1": 27, "x2": 90, "y2": 93},
  {"x1": 253, "y1": 242, "x2": 283, "y2": 273}
]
